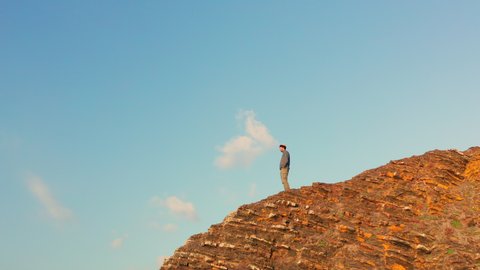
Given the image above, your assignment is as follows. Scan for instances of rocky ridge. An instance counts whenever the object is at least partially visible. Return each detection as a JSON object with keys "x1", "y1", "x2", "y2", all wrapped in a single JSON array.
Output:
[{"x1": 161, "y1": 147, "x2": 480, "y2": 269}]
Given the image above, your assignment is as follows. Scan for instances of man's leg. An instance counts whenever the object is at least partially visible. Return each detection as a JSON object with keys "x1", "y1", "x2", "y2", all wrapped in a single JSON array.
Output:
[{"x1": 280, "y1": 168, "x2": 291, "y2": 191}]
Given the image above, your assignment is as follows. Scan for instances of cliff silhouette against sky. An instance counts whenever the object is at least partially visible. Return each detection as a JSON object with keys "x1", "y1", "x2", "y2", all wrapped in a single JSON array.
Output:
[{"x1": 161, "y1": 147, "x2": 480, "y2": 270}]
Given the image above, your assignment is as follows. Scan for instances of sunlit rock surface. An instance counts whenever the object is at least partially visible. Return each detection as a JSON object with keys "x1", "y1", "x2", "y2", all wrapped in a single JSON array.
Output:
[{"x1": 161, "y1": 147, "x2": 480, "y2": 270}]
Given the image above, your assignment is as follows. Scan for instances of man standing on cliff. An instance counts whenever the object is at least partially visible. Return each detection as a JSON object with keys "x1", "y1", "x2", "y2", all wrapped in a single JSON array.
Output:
[{"x1": 279, "y1": 144, "x2": 291, "y2": 191}]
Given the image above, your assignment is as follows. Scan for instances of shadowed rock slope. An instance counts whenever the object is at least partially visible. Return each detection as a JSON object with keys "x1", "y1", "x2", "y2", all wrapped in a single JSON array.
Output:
[{"x1": 161, "y1": 147, "x2": 480, "y2": 270}]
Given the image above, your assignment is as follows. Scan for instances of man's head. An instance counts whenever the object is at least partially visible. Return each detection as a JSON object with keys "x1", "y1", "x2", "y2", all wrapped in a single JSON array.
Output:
[{"x1": 279, "y1": 144, "x2": 287, "y2": 152}]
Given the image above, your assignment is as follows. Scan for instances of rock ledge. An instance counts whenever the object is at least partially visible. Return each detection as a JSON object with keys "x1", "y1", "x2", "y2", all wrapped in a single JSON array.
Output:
[{"x1": 161, "y1": 147, "x2": 480, "y2": 270}]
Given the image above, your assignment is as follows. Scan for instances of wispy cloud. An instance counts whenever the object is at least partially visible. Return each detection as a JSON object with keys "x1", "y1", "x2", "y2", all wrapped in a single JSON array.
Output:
[
  {"x1": 148, "y1": 222, "x2": 178, "y2": 232},
  {"x1": 215, "y1": 110, "x2": 277, "y2": 169},
  {"x1": 111, "y1": 234, "x2": 128, "y2": 249},
  {"x1": 162, "y1": 223, "x2": 178, "y2": 232},
  {"x1": 150, "y1": 196, "x2": 198, "y2": 221},
  {"x1": 26, "y1": 174, "x2": 73, "y2": 222}
]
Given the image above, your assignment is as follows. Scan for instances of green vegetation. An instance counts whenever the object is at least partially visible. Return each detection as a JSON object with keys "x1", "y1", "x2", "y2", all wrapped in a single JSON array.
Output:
[
  {"x1": 451, "y1": 220, "x2": 462, "y2": 229},
  {"x1": 446, "y1": 249, "x2": 455, "y2": 255},
  {"x1": 318, "y1": 240, "x2": 328, "y2": 248}
]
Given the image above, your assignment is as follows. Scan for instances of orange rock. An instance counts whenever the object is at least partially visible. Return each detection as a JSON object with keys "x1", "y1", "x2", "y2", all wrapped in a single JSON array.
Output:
[
  {"x1": 338, "y1": 225, "x2": 349, "y2": 233},
  {"x1": 400, "y1": 173, "x2": 414, "y2": 181},
  {"x1": 391, "y1": 263, "x2": 406, "y2": 270},
  {"x1": 388, "y1": 225, "x2": 404, "y2": 232},
  {"x1": 464, "y1": 159, "x2": 480, "y2": 178},
  {"x1": 386, "y1": 171, "x2": 397, "y2": 178},
  {"x1": 437, "y1": 184, "x2": 449, "y2": 189},
  {"x1": 161, "y1": 147, "x2": 480, "y2": 270}
]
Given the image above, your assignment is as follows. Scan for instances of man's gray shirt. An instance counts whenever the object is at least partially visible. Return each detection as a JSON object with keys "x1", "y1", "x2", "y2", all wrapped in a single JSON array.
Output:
[{"x1": 280, "y1": 150, "x2": 290, "y2": 170}]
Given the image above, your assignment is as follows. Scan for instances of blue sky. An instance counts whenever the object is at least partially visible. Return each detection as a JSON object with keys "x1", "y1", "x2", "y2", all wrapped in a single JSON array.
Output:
[{"x1": 1, "y1": 1, "x2": 480, "y2": 269}]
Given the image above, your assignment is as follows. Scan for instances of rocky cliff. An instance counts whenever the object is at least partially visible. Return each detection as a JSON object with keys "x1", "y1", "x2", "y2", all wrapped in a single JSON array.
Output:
[{"x1": 161, "y1": 147, "x2": 480, "y2": 270}]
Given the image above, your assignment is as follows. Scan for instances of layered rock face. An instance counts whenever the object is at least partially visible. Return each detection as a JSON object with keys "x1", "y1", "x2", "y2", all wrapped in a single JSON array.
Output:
[{"x1": 161, "y1": 147, "x2": 480, "y2": 270}]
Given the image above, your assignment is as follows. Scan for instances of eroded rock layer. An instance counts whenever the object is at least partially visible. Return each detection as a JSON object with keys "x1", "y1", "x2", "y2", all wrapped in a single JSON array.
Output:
[{"x1": 161, "y1": 147, "x2": 480, "y2": 270}]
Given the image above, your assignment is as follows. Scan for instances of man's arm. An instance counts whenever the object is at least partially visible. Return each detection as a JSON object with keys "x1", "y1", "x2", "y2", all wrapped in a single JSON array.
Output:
[{"x1": 280, "y1": 152, "x2": 288, "y2": 169}]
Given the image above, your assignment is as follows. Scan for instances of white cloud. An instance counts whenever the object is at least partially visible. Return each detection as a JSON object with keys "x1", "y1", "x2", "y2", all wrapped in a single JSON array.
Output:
[
  {"x1": 243, "y1": 111, "x2": 276, "y2": 148},
  {"x1": 215, "y1": 110, "x2": 277, "y2": 169},
  {"x1": 148, "y1": 222, "x2": 178, "y2": 232},
  {"x1": 163, "y1": 223, "x2": 178, "y2": 232},
  {"x1": 26, "y1": 174, "x2": 73, "y2": 222},
  {"x1": 150, "y1": 196, "x2": 198, "y2": 221},
  {"x1": 111, "y1": 237, "x2": 124, "y2": 249},
  {"x1": 111, "y1": 234, "x2": 128, "y2": 249}
]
